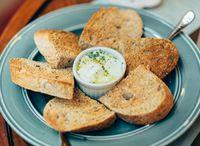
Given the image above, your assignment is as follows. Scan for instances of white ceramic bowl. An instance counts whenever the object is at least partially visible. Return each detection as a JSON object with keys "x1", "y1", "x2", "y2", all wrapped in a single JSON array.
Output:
[{"x1": 73, "y1": 47, "x2": 126, "y2": 99}]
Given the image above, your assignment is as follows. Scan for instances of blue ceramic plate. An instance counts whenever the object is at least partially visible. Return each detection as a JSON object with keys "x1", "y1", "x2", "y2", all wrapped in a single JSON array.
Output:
[{"x1": 0, "y1": 4, "x2": 200, "y2": 146}]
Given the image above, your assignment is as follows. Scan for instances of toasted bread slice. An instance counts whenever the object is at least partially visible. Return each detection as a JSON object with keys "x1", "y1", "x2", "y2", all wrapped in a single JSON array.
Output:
[
  {"x1": 43, "y1": 88, "x2": 116, "y2": 132},
  {"x1": 79, "y1": 7, "x2": 143, "y2": 49},
  {"x1": 124, "y1": 38, "x2": 179, "y2": 78},
  {"x1": 34, "y1": 30, "x2": 81, "y2": 69},
  {"x1": 10, "y1": 58, "x2": 74, "y2": 99},
  {"x1": 80, "y1": 37, "x2": 178, "y2": 79},
  {"x1": 99, "y1": 65, "x2": 173, "y2": 125}
]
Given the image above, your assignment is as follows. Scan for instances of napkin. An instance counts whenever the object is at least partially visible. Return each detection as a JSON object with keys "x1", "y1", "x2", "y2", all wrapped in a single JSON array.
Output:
[{"x1": 92, "y1": 0, "x2": 163, "y2": 9}]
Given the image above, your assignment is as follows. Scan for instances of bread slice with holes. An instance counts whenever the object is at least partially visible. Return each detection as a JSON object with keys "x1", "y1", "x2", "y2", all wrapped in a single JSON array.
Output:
[
  {"x1": 43, "y1": 88, "x2": 116, "y2": 132},
  {"x1": 80, "y1": 37, "x2": 179, "y2": 79},
  {"x1": 99, "y1": 65, "x2": 173, "y2": 125},
  {"x1": 10, "y1": 58, "x2": 74, "y2": 99},
  {"x1": 124, "y1": 38, "x2": 179, "y2": 79},
  {"x1": 34, "y1": 30, "x2": 81, "y2": 69},
  {"x1": 79, "y1": 7, "x2": 143, "y2": 49}
]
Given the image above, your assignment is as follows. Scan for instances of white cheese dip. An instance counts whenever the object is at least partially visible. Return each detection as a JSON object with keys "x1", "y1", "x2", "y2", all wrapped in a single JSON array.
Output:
[{"x1": 76, "y1": 49, "x2": 124, "y2": 84}]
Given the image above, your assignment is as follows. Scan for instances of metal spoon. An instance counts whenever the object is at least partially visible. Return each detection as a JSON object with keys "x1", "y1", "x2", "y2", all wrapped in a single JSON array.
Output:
[{"x1": 167, "y1": 10, "x2": 195, "y2": 40}]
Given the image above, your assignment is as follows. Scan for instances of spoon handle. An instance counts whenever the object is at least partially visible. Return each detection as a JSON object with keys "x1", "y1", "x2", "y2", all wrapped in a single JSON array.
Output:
[
  {"x1": 167, "y1": 10, "x2": 195, "y2": 40},
  {"x1": 60, "y1": 133, "x2": 70, "y2": 146}
]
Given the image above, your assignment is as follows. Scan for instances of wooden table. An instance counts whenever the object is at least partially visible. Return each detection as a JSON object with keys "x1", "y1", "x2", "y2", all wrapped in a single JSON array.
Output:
[{"x1": 0, "y1": 0, "x2": 199, "y2": 146}]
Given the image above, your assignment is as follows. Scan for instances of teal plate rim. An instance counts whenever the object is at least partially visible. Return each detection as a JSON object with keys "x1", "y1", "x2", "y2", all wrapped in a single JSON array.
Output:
[{"x1": 0, "y1": 3, "x2": 200, "y2": 146}]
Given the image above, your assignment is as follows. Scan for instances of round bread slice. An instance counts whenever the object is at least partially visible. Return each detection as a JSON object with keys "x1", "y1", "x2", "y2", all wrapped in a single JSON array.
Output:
[
  {"x1": 79, "y1": 7, "x2": 143, "y2": 49},
  {"x1": 99, "y1": 65, "x2": 173, "y2": 125},
  {"x1": 43, "y1": 88, "x2": 116, "y2": 132}
]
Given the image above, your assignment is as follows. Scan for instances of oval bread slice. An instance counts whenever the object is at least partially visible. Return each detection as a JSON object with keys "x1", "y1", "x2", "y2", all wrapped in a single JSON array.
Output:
[
  {"x1": 79, "y1": 7, "x2": 143, "y2": 49},
  {"x1": 124, "y1": 38, "x2": 179, "y2": 78},
  {"x1": 99, "y1": 65, "x2": 173, "y2": 125},
  {"x1": 34, "y1": 30, "x2": 81, "y2": 69},
  {"x1": 43, "y1": 89, "x2": 116, "y2": 132},
  {"x1": 80, "y1": 37, "x2": 179, "y2": 79},
  {"x1": 10, "y1": 58, "x2": 74, "y2": 99}
]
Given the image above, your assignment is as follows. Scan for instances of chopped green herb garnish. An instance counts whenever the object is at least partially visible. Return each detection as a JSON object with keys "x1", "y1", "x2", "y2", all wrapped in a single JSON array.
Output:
[{"x1": 76, "y1": 49, "x2": 123, "y2": 84}]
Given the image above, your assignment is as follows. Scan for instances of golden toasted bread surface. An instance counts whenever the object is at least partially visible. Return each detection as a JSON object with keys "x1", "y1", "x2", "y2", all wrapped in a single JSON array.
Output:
[
  {"x1": 34, "y1": 29, "x2": 81, "y2": 69},
  {"x1": 79, "y1": 7, "x2": 143, "y2": 49},
  {"x1": 100, "y1": 65, "x2": 173, "y2": 125},
  {"x1": 124, "y1": 38, "x2": 179, "y2": 78},
  {"x1": 44, "y1": 89, "x2": 116, "y2": 132},
  {"x1": 10, "y1": 58, "x2": 74, "y2": 99}
]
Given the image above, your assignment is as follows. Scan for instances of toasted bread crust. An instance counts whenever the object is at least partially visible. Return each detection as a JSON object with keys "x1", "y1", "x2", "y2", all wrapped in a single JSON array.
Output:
[
  {"x1": 99, "y1": 65, "x2": 173, "y2": 125},
  {"x1": 80, "y1": 37, "x2": 179, "y2": 79},
  {"x1": 117, "y1": 80, "x2": 173, "y2": 125},
  {"x1": 79, "y1": 7, "x2": 143, "y2": 49},
  {"x1": 124, "y1": 38, "x2": 179, "y2": 78},
  {"x1": 10, "y1": 58, "x2": 74, "y2": 99},
  {"x1": 72, "y1": 113, "x2": 116, "y2": 132},
  {"x1": 34, "y1": 30, "x2": 81, "y2": 69},
  {"x1": 44, "y1": 89, "x2": 116, "y2": 132}
]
